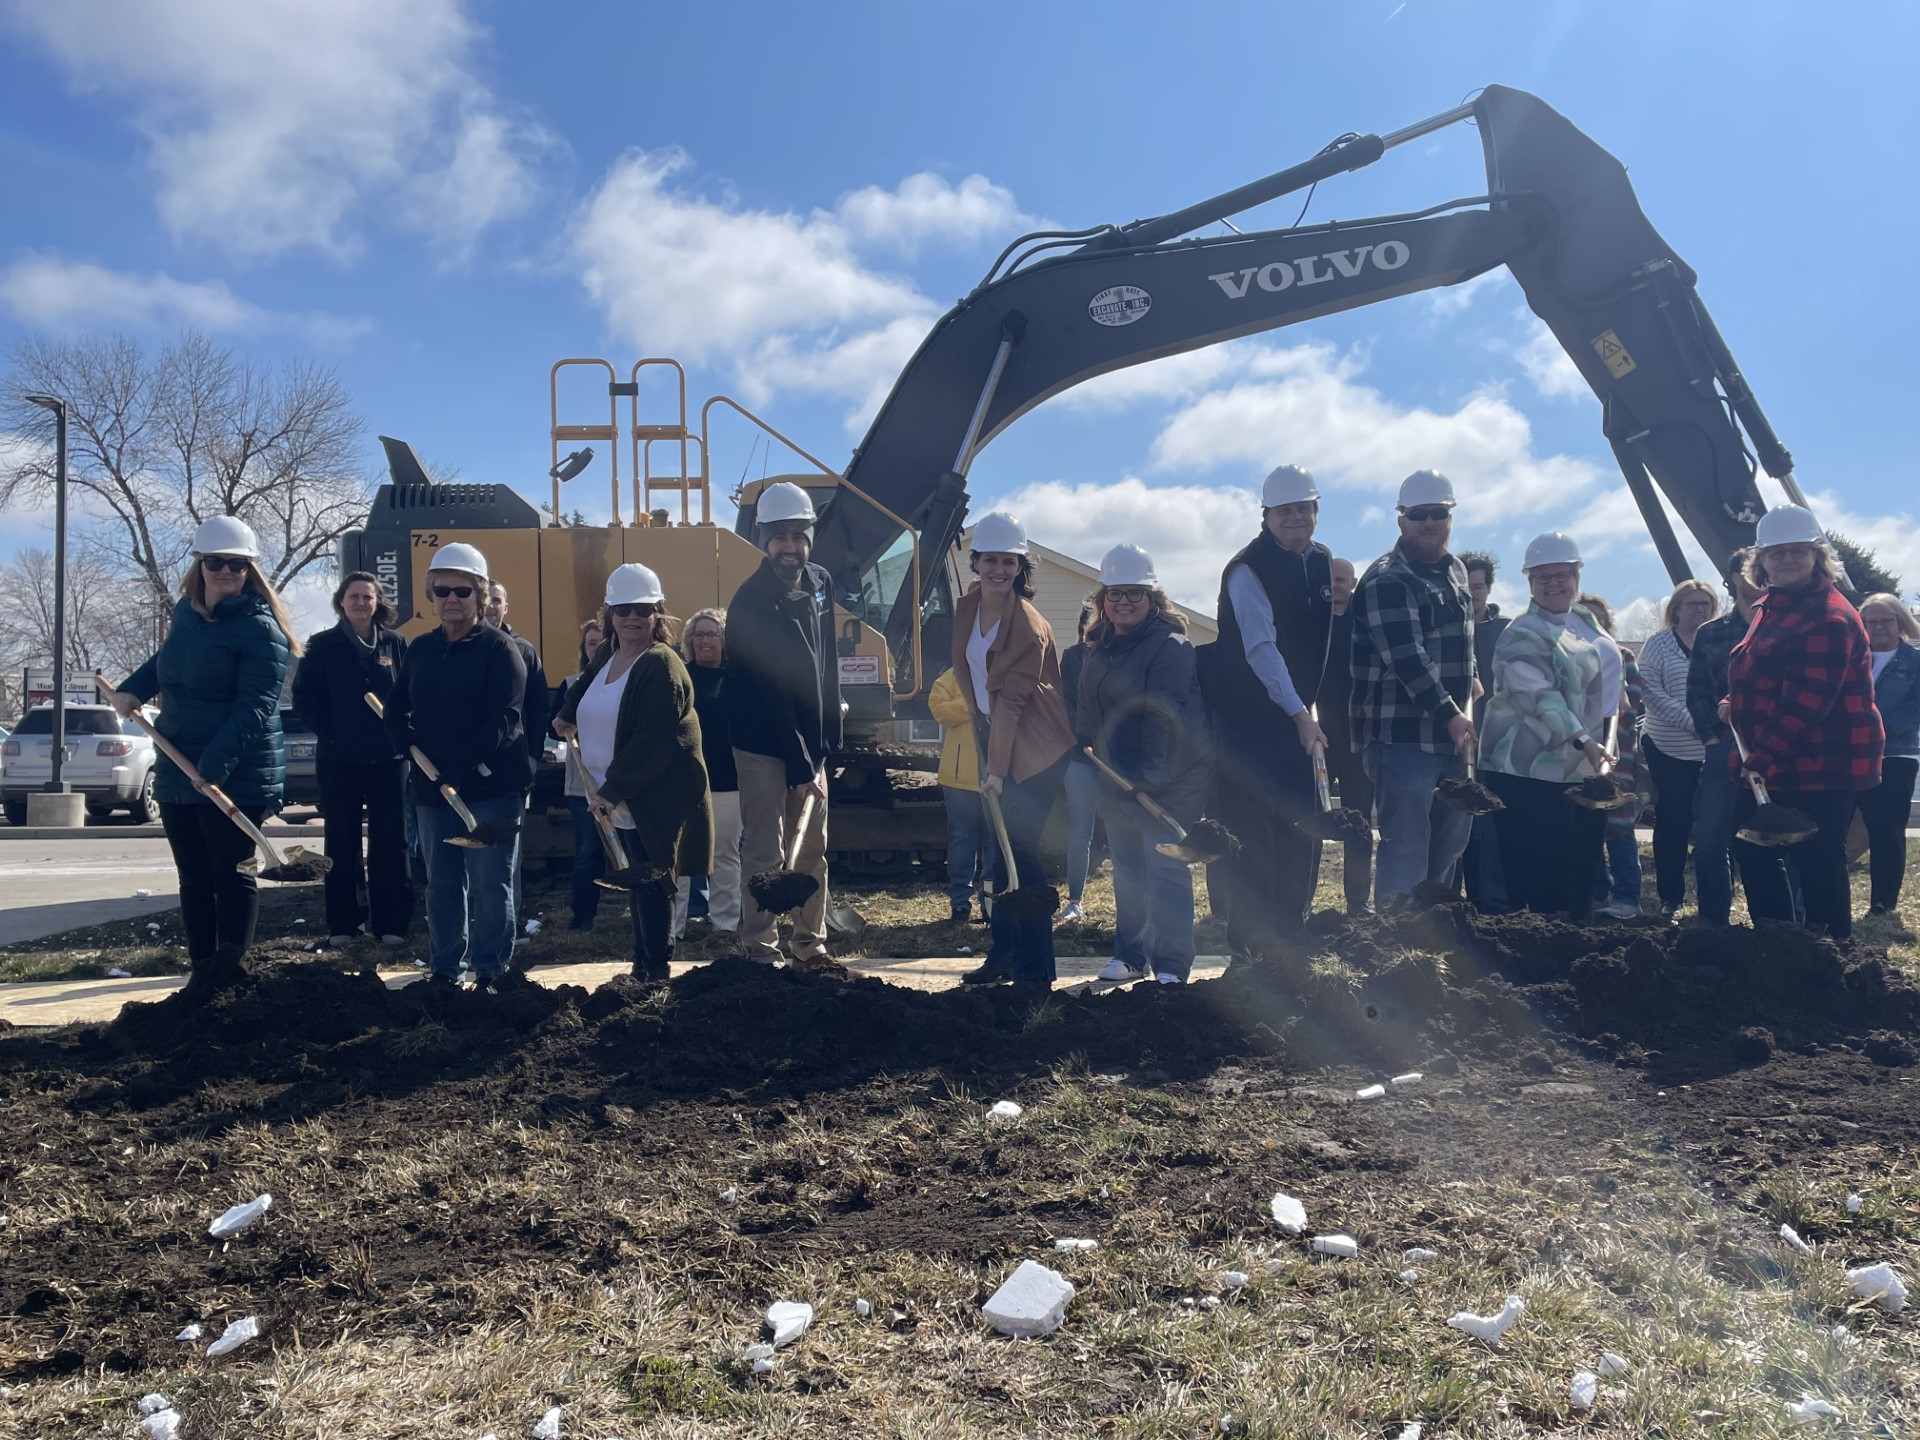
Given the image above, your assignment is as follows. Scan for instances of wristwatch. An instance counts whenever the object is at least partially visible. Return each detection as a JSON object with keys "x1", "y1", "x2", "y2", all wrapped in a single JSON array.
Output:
[{"x1": 1571, "y1": 734, "x2": 1592, "y2": 749}]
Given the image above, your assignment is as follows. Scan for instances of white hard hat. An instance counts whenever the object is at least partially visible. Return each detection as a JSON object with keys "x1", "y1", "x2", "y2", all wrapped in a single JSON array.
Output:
[
  {"x1": 1755, "y1": 504, "x2": 1824, "y2": 549},
  {"x1": 1261, "y1": 464, "x2": 1319, "y2": 507},
  {"x1": 1099, "y1": 543, "x2": 1157, "y2": 587},
  {"x1": 756, "y1": 480, "x2": 817, "y2": 526},
  {"x1": 1397, "y1": 470, "x2": 1456, "y2": 509},
  {"x1": 970, "y1": 511, "x2": 1028, "y2": 556},
  {"x1": 189, "y1": 515, "x2": 260, "y2": 558},
  {"x1": 1522, "y1": 532, "x2": 1582, "y2": 572},
  {"x1": 604, "y1": 562, "x2": 664, "y2": 606},
  {"x1": 427, "y1": 542, "x2": 489, "y2": 583}
]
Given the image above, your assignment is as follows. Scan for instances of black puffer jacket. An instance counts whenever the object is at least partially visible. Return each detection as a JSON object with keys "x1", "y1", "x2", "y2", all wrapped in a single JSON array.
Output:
[{"x1": 1076, "y1": 611, "x2": 1213, "y2": 821}]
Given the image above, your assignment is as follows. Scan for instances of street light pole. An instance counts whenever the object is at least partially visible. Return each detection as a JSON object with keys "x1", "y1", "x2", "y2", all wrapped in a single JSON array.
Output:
[{"x1": 24, "y1": 393, "x2": 70, "y2": 795}]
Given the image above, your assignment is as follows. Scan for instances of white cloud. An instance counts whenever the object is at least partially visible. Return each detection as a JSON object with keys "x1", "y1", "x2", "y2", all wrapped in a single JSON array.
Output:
[
  {"x1": 0, "y1": 254, "x2": 372, "y2": 343},
  {"x1": 1512, "y1": 313, "x2": 1589, "y2": 400},
  {"x1": 1147, "y1": 341, "x2": 1607, "y2": 523},
  {"x1": 1801, "y1": 487, "x2": 1920, "y2": 597},
  {"x1": 1420, "y1": 268, "x2": 1506, "y2": 319},
  {"x1": 835, "y1": 173, "x2": 1032, "y2": 254},
  {"x1": 1614, "y1": 596, "x2": 1665, "y2": 643},
  {"x1": 5, "y1": 0, "x2": 548, "y2": 261},
  {"x1": 980, "y1": 475, "x2": 1250, "y2": 612},
  {"x1": 570, "y1": 151, "x2": 1034, "y2": 432}
]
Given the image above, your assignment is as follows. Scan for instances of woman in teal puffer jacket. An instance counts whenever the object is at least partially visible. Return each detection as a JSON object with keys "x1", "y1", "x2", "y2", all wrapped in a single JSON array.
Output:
[
  {"x1": 1476, "y1": 532, "x2": 1622, "y2": 920},
  {"x1": 111, "y1": 517, "x2": 301, "y2": 993}
]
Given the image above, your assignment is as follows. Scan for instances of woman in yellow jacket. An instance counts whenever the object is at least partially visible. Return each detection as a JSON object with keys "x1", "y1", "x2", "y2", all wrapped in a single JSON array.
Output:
[{"x1": 929, "y1": 667, "x2": 987, "y2": 924}]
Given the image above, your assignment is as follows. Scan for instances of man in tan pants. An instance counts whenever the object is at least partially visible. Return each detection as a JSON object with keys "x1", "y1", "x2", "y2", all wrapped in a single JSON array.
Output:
[{"x1": 723, "y1": 481, "x2": 842, "y2": 964}]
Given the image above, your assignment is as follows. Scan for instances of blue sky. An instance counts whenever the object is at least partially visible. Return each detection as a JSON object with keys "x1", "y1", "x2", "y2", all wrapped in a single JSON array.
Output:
[{"x1": 2, "y1": 0, "x2": 1916, "y2": 632}]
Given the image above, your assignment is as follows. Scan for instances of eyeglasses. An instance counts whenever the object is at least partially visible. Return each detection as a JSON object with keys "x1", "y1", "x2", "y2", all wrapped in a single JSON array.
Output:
[
  {"x1": 430, "y1": 585, "x2": 474, "y2": 600},
  {"x1": 1401, "y1": 507, "x2": 1452, "y2": 524},
  {"x1": 687, "y1": 628, "x2": 723, "y2": 641},
  {"x1": 201, "y1": 556, "x2": 251, "y2": 574},
  {"x1": 1105, "y1": 587, "x2": 1150, "y2": 604},
  {"x1": 609, "y1": 603, "x2": 656, "y2": 618}
]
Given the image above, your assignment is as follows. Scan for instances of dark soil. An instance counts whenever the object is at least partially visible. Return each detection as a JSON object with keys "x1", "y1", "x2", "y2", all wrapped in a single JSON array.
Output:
[
  {"x1": 747, "y1": 868, "x2": 820, "y2": 915},
  {"x1": 1434, "y1": 776, "x2": 1502, "y2": 814},
  {"x1": 1565, "y1": 774, "x2": 1634, "y2": 810},
  {"x1": 1741, "y1": 801, "x2": 1819, "y2": 845},
  {"x1": 3, "y1": 902, "x2": 1916, "y2": 1383}
]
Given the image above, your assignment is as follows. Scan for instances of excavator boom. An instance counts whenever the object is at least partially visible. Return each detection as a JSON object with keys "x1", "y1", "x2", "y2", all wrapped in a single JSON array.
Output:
[{"x1": 809, "y1": 85, "x2": 1793, "y2": 676}]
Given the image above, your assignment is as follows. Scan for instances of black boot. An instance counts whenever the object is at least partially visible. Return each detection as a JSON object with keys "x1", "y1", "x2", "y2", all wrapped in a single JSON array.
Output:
[
  {"x1": 180, "y1": 942, "x2": 248, "y2": 1001},
  {"x1": 959, "y1": 961, "x2": 1013, "y2": 986}
]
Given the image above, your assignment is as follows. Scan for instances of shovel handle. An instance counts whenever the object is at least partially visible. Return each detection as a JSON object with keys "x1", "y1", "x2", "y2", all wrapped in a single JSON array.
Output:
[
  {"x1": 1081, "y1": 746, "x2": 1189, "y2": 841},
  {"x1": 1309, "y1": 739, "x2": 1334, "y2": 813},
  {"x1": 787, "y1": 791, "x2": 817, "y2": 871},
  {"x1": 982, "y1": 787, "x2": 1021, "y2": 891},
  {"x1": 97, "y1": 672, "x2": 287, "y2": 868},
  {"x1": 1727, "y1": 722, "x2": 1776, "y2": 807},
  {"x1": 365, "y1": 692, "x2": 481, "y2": 833},
  {"x1": 561, "y1": 734, "x2": 631, "y2": 871}
]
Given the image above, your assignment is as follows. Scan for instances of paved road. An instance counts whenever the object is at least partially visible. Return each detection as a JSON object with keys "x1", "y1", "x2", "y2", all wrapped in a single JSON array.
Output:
[{"x1": 0, "y1": 816, "x2": 323, "y2": 947}]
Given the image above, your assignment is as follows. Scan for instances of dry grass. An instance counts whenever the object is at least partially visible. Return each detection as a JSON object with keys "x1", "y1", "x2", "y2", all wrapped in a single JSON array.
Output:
[{"x1": 4, "y1": 1050, "x2": 1915, "y2": 1438}]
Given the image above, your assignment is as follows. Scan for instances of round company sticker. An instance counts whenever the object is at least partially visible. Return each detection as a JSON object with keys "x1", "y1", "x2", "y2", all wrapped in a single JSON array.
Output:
[{"x1": 1088, "y1": 284, "x2": 1151, "y2": 327}]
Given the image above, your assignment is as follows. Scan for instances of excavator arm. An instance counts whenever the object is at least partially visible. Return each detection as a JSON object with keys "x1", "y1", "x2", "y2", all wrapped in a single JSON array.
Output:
[{"x1": 808, "y1": 85, "x2": 1796, "y2": 675}]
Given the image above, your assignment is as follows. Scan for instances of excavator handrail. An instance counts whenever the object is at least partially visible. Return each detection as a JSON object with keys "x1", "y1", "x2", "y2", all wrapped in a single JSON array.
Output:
[
  {"x1": 699, "y1": 395, "x2": 923, "y2": 702},
  {"x1": 550, "y1": 358, "x2": 620, "y2": 526},
  {"x1": 628, "y1": 358, "x2": 701, "y2": 526}
]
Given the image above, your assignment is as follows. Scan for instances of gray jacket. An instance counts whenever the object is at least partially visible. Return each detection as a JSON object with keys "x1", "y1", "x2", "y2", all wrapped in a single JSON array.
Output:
[{"x1": 1076, "y1": 611, "x2": 1214, "y2": 821}]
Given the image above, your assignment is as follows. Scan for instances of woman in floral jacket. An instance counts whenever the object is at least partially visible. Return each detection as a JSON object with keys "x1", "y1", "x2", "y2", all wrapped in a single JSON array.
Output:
[{"x1": 1477, "y1": 534, "x2": 1621, "y2": 919}]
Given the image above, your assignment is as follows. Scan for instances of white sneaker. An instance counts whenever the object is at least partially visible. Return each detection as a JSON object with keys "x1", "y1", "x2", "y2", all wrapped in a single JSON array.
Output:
[
  {"x1": 1097, "y1": 957, "x2": 1148, "y2": 983},
  {"x1": 379, "y1": 934, "x2": 407, "y2": 946},
  {"x1": 1154, "y1": 971, "x2": 1186, "y2": 985},
  {"x1": 1599, "y1": 901, "x2": 1640, "y2": 920},
  {"x1": 327, "y1": 934, "x2": 355, "y2": 947},
  {"x1": 1057, "y1": 900, "x2": 1085, "y2": 925}
]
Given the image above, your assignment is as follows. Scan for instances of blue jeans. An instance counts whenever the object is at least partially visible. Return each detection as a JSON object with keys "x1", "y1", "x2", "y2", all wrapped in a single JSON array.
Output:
[
  {"x1": 415, "y1": 793, "x2": 521, "y2": 978},
  {"x1": 1064, "y1": 758, "x2": 1101, "y2": 902},
  {"x1": 1098, "y1": 790, "x2": 1195, "y2": 979},
  {"x1": 942, "y1": 785, "x2": 987, "y2": 909},
  {"x1": 1463, "y1": 811, "x2": 1509, "y2": 913},
  {"x1": 1364, "y1": 741, "x2": 1473, "y2": 901},
  {"x1": 567, "y1": 795, "x2": 605, "y2": 927},
  {"x1": 984, "y1": 757, "x2": 1066, "y2": 984},
  {"x1": 1593, "y1": 831, "x2": 1643, "y2": 907}
]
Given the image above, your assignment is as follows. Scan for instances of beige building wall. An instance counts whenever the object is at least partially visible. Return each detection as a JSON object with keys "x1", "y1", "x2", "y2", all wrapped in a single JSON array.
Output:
[{"x1": 1022, "y1": 540, "x2": 1218, "y2": 647}]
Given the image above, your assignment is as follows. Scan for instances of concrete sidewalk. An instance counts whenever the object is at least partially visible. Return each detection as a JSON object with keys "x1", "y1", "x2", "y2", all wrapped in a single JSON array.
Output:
[{"x1": 0, "y1": 953, "x2": 1233, "y2": 1028}]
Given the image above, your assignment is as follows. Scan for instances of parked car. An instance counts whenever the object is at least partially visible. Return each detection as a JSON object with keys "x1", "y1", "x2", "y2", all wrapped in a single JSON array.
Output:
[
  {"x1": 2, "y1": 703, "x2": 160, "y2": 825},
  {"x1": 281, "y1": 707, "x2": 320, "y2": 813}
]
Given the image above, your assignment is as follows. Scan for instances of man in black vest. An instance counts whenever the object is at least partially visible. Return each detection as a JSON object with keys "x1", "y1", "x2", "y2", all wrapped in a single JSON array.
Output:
[{"x1": 1208, "y1": 464, "x2": 1335, "y2": 961}]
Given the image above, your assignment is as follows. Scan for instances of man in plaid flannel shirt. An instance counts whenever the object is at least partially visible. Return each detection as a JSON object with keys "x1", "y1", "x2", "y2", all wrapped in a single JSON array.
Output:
[
  {"x1": 1724, "y1": 508, "x2": 1882, "y2": 940},
  {"x1": 1349, "y1": 470, "x2": 1478, "y2": 901}
]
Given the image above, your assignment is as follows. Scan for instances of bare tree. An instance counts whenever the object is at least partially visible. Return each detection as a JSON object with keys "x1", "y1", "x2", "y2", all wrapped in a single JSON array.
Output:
[
  {"x1": 0, "y1": 546, "x2": 165, "y2": 686},
  {"x1": 0, "y1": 333, "x2": 372, "y2": 617}
]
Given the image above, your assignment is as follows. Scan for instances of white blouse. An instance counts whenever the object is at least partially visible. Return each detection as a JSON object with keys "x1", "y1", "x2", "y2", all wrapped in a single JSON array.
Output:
[
  {"x1": 967, "y1": 618, "x2": 999, "y2": 717},
  {"x1": 576, "y1": 660, "x2": 635, "y2": 829}
]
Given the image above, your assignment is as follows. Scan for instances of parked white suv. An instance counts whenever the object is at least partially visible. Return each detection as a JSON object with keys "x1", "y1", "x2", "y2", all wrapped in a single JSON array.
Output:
[{"x1": 2, "y1": 703, "x2": 160, "y2": 825}]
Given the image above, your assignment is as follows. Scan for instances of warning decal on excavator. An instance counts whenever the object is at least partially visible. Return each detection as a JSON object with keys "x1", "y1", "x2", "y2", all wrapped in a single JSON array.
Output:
[
  {"x1": 1592, "y1": 329, "x2": 1636, "y2": 379},
  {"x1": 1088, "y1": 285, "x2": 1151, "y2": 327}
]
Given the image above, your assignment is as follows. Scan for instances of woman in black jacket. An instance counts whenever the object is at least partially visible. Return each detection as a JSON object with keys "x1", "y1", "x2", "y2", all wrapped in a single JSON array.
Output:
[{"x1": 293, "y1": 571, "x2": 411, "y2": 946}]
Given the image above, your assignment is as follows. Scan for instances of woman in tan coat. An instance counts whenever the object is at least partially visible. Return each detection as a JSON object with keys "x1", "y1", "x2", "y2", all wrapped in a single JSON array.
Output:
[{"x1": 952, "y1": 511, "x2": 1076, "y2": 989}]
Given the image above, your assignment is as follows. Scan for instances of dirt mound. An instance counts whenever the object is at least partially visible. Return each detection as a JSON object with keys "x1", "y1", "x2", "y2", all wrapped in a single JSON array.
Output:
[
  {"x1": 14, "y1": 906, "x2": 1915, "y2": 1131},
  {"x1": 1284, "y1": 905, "x2": 1920, "y2": 1081}
]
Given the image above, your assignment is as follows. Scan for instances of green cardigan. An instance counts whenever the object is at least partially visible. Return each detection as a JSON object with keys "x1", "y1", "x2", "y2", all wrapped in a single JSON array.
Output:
[{"x1": 558, "y1": 642, "x2": 714, "y2": 878}]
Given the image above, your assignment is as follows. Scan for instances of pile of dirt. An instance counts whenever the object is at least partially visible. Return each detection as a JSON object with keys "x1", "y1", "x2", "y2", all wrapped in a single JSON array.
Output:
[{"x1": 5, "y1": 903, "x2": 1902, "y2": 1130}]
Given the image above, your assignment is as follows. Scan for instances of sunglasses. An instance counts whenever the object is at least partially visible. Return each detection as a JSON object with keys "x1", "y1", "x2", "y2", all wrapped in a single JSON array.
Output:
[
  {"x1": 1401, "y1": 507, "x2": 1452, "y2": 524},
  {"x1": 609, "y1": 603, "x2": 657, "y2": 618},
  {"x1": 430, "y1": 585, "x2": 475, "y2": 599},
  {"x1": 1105, "y1": 587, "x2": 1150, "y2": 604},
  {"x1": 201, "y1": 556, "x2": 252, "y2": 573}
]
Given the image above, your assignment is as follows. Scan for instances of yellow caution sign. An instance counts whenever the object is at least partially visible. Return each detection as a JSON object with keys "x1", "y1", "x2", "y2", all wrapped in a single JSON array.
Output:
[{"x1": 1592, "y1": 329, "x2": 1636, "y2": 380}]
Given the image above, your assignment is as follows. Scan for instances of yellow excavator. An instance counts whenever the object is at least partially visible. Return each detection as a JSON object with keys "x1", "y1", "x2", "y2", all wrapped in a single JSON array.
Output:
[{"x1": 341, "y1": 85, "x2": 1809, "y2": 872}]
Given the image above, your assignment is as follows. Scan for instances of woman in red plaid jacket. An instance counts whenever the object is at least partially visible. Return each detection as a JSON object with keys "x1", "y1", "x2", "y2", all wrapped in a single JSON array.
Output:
[{"x1": 1724, "y1": 506, "x2": 1883, "y2": 940}]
